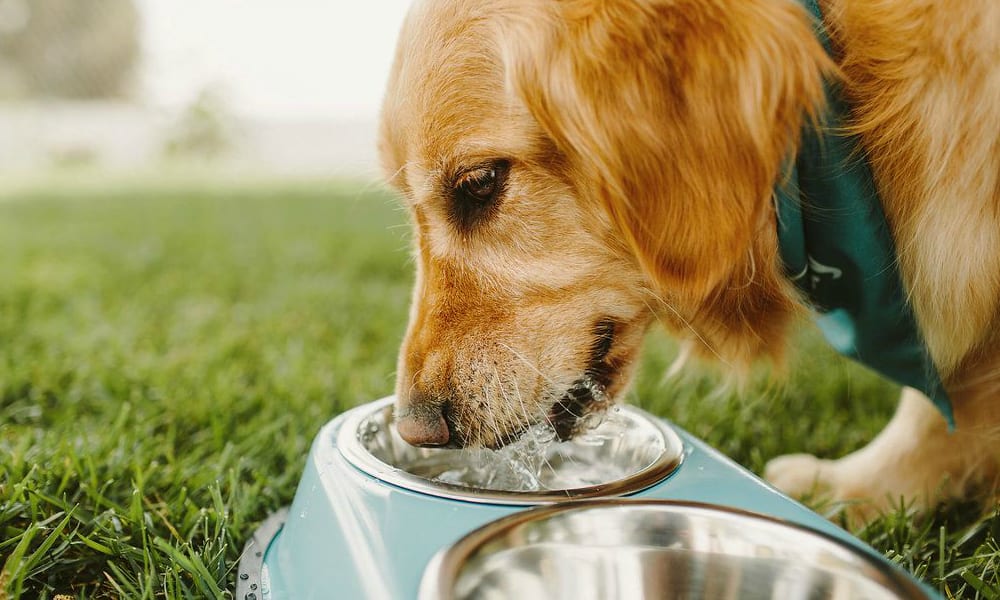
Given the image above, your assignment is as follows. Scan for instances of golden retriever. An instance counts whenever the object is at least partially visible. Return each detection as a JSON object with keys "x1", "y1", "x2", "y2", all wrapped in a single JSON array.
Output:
[{"x1": 378, "y1": 0, "x2": 1000, "y2": 519}]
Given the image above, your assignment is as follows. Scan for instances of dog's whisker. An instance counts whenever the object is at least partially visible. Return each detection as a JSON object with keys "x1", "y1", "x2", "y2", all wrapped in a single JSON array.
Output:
[
  {"x1": 383, "y1": 160, "x2": 414, "y2": 188},
  {"x1": 493, "y1": 366, "x2": 530, "y2": 433},
  {"x1": 498, "y1": 342, "x2": 562, "y2": 389},
  {"x1": 512, "y1": 382, "x2": 561, "y2": 488},
  {"x1": 503, "y1": 370, "x2": 534, "y2": 429},
  {"x1": 509, "y1": 375, "x2": 540, "y2": 432},
  {"x1": 728, "y1": 246, "x2": 758, "y2": 291},
  {"x1": 665, "y1": 340, "x2": 695, "y2": 380},
  {"x1": 488, "y1": 406, "x2": 504, "y2": 448},
  {"x1": 480, "y1": 370, "x2": 505, "y2": 447},
  {"x1": 516, "y1": 382, "x2": 581, "y2": 475},
  {"x1": 499, "y1": 340, "x2": 598, "y2": 432},
  {"x1": 500, "y1": 342, "x2": 555, "y2": 383},
  {"x1": 639, "y1": 290, "x2": 731, "y2": 367},
  {"x1": 404, "y1": 367, "x2": 426, "y2": 404}
]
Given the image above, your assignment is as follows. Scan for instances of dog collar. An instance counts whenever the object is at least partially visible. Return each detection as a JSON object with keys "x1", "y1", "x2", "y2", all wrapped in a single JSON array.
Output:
[{"x1": 775, "y1": 0, "x2": 953, "y2": 427}]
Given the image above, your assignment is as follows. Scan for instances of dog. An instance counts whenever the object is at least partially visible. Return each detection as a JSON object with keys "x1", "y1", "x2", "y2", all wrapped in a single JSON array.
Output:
[{"x1": 377, "y1": 0, "x2": 1000, "y2": 520}]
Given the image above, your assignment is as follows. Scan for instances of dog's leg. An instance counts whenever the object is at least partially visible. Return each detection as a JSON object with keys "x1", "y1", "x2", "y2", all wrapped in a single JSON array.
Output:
[{"x1": 765, "y1": 377, "x2": 1000, "y2": 524}]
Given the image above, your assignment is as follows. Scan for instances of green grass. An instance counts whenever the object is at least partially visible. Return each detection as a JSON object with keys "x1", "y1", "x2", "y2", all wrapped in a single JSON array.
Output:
[{"x1": 0, "y1": 178, "x2": 997, "y2": 599}]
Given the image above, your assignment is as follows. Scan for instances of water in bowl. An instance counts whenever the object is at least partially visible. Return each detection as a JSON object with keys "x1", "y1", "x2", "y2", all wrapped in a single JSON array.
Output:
[{"x1": 401, "y1": 404, "x2": 637, "y2": 492}]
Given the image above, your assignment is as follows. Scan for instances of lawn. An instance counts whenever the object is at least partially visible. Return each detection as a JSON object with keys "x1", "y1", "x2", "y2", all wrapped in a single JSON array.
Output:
[{"x1": 0, "y1": 177, "x2": 997, "y2": 599}]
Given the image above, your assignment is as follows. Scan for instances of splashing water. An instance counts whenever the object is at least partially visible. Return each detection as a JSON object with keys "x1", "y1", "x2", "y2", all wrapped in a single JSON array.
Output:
[{"x1": 399, "y1": 379, "x2": 641, "y2": 492}]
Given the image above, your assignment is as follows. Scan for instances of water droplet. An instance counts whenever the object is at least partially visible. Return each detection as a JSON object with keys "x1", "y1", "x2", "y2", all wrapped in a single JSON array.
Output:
[
  {"x1": 534, "y1": 426, "x2": 556, "y2": 444},
  {"x1": 582, "y1": 411, "x2": 605, "y2": 430},
  {"x1": 360, "y1": 420, "x2": 380, "y2": 443},
  {"x1": 239, "y1": 573, "x2": 249, "y2": 581}
]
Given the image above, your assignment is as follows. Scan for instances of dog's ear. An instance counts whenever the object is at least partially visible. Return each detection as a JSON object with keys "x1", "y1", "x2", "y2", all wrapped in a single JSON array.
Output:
[{"x1": 502, "y1": 0, "x2": 832, "y2": 301}]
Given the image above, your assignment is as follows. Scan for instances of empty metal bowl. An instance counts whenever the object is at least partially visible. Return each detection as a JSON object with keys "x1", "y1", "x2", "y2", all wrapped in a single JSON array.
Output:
[
  {"x1": 419, "y1": 500, "x2": 930, "y2": 600},
  {"x1": 338, "y1": 400, "x2": 684, "y2": 505}
]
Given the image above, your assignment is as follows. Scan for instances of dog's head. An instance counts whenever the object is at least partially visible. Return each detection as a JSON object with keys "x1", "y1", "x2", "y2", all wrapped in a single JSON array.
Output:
[{"x1": 379, "y1": 0, "x2": 831, "y2": 448}]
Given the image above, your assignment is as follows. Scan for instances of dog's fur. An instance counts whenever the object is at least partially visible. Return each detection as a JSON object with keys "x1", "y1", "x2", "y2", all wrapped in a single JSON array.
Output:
[{"x1": 378, "y1": 0, "x2": 1000, "y2": 519}]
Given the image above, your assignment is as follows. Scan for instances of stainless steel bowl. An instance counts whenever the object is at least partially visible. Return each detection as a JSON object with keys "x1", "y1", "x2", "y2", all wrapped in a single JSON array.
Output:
[
  {"x1": 420, "y1": 500, "x2": 930, "y2": 600},
  {"x1": 338, "y1": 399, "x2": 684, "y2": 505}
]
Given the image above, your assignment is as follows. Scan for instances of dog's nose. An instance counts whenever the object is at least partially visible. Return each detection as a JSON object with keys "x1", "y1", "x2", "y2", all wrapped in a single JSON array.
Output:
[{"x1": 396, "y1": 403, "x2": 450, "y2": 447}]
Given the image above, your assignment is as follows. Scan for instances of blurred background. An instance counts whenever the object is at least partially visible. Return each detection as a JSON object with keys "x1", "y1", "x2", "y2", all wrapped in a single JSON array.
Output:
[
  {"x1": 0, "y1": 0, "x2": 412, "y2": 181},
  {"x1": 1, "y1": 5, "x2": 436, "y2": 595}
]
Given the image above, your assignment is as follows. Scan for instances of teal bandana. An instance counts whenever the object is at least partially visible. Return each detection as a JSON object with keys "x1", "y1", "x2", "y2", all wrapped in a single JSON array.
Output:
[{"x1": 775, "y1": 0, "x2": 953, "y2": 427}]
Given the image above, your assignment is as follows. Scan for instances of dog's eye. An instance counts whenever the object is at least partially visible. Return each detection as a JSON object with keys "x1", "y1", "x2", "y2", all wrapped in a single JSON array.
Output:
[
  {"x1": 457, "y1": 165, "x2": 500, "y2": 200},
  {"x1": 450, "y1": 160, "x2": 509, "y2": 229}
]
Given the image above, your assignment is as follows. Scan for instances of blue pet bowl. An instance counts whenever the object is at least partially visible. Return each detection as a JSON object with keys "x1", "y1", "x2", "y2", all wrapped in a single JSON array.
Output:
[{"x1": 237, "y1": 397, "x2": 939, "y2": 599}]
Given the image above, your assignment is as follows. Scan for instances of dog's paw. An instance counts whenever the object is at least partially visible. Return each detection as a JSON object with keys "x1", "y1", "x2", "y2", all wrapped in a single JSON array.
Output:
[
  {"x1": 764, "y1": 453, "x2": 835, "y2": 499},
  {"x1": 764, "y1": 453, "x2": 906, "y2": 526}
]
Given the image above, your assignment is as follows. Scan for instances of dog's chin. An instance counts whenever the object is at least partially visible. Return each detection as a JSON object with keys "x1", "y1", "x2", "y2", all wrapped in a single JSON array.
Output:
[
  {"x1": 455, "y1": 379, "x2": 614, "y2": 450},
  {"x1": 447, "y1": 410, "x2": 529, "y2": 450},
  {"x1": 459, "y1": 320, "x2": 622, "y2": 449},
  {"x1": 480, "y1": 429, "x2": 527, "y2": 451}
]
